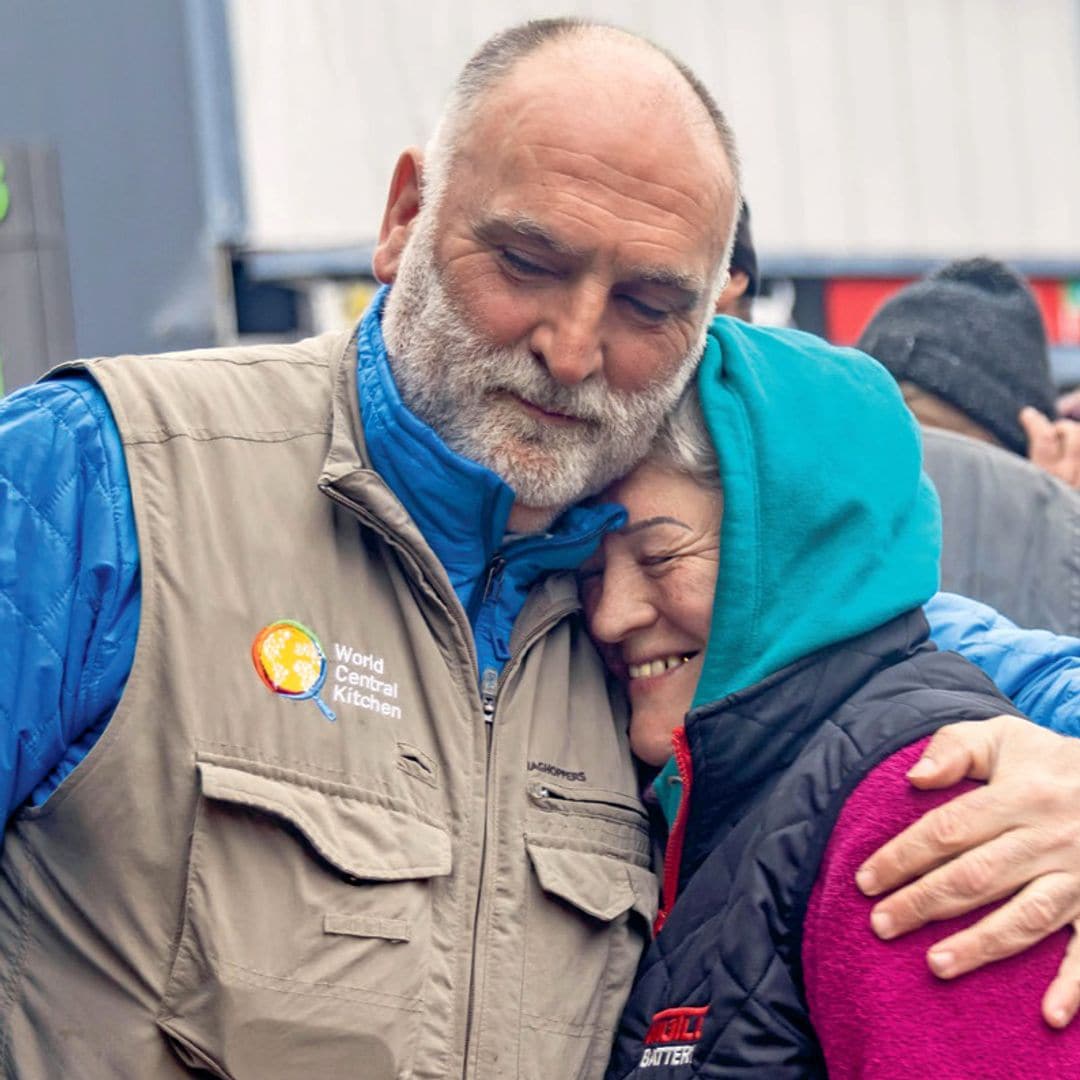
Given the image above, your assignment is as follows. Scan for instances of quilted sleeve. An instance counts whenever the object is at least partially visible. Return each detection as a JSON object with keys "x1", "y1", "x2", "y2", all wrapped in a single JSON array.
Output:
[
  {"x1": 925, "y1": 591, "x2": 1080, "y2": 736},
  {"x1": 803, "y1": 738, "x2": 1080, "y2": 1079},
  {"x1": 0, "y1": 376, "x2": 139, "y2": 817}
]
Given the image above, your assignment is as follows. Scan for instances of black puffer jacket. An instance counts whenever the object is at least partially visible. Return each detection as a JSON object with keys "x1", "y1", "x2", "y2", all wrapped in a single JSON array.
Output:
[{"x1": 605, "y1": 611, "x2": 1019, "y2": 1078}]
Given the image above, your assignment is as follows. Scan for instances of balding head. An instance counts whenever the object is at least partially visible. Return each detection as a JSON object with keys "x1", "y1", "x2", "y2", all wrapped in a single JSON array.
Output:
[
  {"x1": 424, "y1": 19, "x2": 740, "y2": 266},
  {"x1": 374, "y1": 20, "x2": 740, "y2": 529}
]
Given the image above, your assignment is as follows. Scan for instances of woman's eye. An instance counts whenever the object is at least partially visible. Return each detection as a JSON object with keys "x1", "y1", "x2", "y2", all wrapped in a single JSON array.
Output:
[
  {"x1": 502, "y1": 249, "x2": 549, "y2": 276},
  {"x1": 641, "y1": 553, "x2": 679, "y2": 569}
]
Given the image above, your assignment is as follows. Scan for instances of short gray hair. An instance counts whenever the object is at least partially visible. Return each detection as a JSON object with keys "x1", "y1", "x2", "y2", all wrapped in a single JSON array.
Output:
[
  {"x1": 423, "y1": 18, "x2": 742, "y2": 229},
  {"x1": 648, "y1": 387, "x2": 721, "y2": 490}
]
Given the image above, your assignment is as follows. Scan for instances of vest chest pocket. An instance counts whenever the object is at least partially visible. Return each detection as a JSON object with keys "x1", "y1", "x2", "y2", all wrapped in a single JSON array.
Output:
[
  {"x1": 157, "y1": 756, "x2": 451, "y2": 1079},
  {"x1": 518, "y1": 785, "x2": 658, "y2": 1080}
]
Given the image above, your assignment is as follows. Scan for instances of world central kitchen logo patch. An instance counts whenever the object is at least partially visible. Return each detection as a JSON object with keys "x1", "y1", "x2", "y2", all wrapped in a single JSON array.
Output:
[
  {"x1": 252, "y1": 620, "x2": 337, "y2": 720},
  {"x1": 638, "y1": 1005, "x2": 708, "y2": 1069},
  {"x1": 251, "y1": 620, "x2": 403, "y2": 722}
]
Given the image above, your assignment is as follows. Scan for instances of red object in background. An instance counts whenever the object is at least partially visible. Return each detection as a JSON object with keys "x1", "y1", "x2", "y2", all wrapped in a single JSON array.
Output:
[
  {"x1": 826, "y1": 277, "x2": 1073, "y2": 348},
  {"x1": 825, "y1": 279, "x2": 912, "y2": 346}
]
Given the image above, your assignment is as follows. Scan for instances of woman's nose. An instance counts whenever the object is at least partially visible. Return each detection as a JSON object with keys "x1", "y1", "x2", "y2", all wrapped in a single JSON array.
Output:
[{"x1": 587, "y1": 570, "x2": 657, "y2": 644}]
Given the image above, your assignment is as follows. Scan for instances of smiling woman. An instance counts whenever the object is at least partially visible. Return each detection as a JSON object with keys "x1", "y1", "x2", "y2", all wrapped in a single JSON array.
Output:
[
  {"x1": 593, "y1": 317, "x2": 1080, "y2": 1079},
  {"x1": 580, "y1": 463, "x2": 720, "y2": 767}
]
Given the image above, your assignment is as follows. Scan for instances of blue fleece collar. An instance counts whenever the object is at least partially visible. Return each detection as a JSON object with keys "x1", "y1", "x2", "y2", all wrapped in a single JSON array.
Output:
[{"x1": 356, "y1": 287, "x2": 624, "y2": 674}]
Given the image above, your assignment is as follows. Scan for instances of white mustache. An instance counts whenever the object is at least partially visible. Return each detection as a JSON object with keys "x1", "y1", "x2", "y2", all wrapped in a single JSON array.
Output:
[{"x1": 481, "y1": 368, "x2": 624, "y2": 427}]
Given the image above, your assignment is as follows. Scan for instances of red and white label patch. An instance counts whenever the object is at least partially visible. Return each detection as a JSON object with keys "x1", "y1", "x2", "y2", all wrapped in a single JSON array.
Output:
[{"x1": 638, "y1": 1005, "x2": 708, "y2": 1069}]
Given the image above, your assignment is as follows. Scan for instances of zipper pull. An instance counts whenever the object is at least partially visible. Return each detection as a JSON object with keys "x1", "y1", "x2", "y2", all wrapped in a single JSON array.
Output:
[
  {"x1": 480, "y1": 667, "x2": 499, "y2": 720},
  {"x1": 481, "y1": 556, "x2": 506, "y2": 606}
]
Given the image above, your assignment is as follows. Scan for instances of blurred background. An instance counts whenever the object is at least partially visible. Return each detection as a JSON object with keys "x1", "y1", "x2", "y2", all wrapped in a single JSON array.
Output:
[{"x1": 1, "y1": 0, "x2": 1078, "y2": 393}]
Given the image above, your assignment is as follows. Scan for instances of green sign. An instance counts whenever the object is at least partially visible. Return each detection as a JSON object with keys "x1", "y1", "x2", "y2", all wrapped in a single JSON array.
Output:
[{"x1": 0, "y1": 158, "x2": 9, "y2": 223}]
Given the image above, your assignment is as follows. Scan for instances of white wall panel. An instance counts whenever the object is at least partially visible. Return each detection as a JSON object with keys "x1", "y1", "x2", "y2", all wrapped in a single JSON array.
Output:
[{"x1": 226, "y1": 0, "x2": 1080, "y2": 264}]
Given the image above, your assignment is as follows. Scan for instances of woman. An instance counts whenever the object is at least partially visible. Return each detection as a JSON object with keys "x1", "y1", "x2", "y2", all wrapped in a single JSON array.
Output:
[{"x1": 584, "y1": 316, "x2": 1080, "y2": 1078}]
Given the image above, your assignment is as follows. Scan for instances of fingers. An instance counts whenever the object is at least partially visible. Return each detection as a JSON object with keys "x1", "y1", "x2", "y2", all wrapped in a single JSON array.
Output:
[
  {"x1": 857, "y1": 783, "x2": 1009, "y2": 897},
  {"x1": 916, "y1": 872, "x2": 1075, "y2": 982},
  {"x1": 900, "y1": 719, "x2": 1004, "y2": 790},
  {"x1": 1044, "y1": 922, "x2": 1080, "y2": 1028},
  {"x1": 868, "y1": 827, "x2": 1047, "y2": 934},
  {"x1": 1057, "y1": 422, "x2": 1080, "y2": 489},
  {"x1": 1021, "y1": 406, "x2": 1080, "y2": 490},
  {"x1": 1022, "y1": 406, "x2": 1060, "y2": 470}
]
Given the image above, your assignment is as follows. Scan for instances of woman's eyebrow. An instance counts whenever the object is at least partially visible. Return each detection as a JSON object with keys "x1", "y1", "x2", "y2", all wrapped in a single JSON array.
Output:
[{"x1": 621, "y1": 516, "x2": 692, "y2": 537}]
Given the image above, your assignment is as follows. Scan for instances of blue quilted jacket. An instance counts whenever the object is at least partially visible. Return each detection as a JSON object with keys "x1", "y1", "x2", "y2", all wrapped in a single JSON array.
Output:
[{"x1": 2, "y1": 314, "x2": 1079, "y2": 820}]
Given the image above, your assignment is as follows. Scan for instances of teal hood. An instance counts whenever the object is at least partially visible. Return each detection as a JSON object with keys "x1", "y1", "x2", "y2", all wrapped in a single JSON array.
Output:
[{"x1": 691, "y1": 317, "x2": 941, "y2": 709}]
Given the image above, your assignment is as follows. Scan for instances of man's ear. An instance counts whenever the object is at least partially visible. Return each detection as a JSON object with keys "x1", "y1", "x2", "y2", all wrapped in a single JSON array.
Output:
[
  {"x1": 372, "y1": 148, "x2": 423, "y2": 284},
  {"x1": 714, "y1": 269, "x2": 749, "y2": 315}
]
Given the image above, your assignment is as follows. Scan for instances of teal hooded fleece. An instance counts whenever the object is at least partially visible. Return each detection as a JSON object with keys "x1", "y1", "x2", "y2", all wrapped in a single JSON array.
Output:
[
  {"x1": 656, "y1": 316, "x2": 942, "y2": 819},
  {"x1": 692, "y1": 315, "x2": 942, "y2": 709}
]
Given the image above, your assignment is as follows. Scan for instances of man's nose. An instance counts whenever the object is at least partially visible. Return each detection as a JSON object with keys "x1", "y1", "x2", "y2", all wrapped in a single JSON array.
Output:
[
  {"x1": 587, "y1": 569, "x2": 657, "y2": 645},
  {"x1": 529, "y1": 286, "x2": 605, "y2": 386}
]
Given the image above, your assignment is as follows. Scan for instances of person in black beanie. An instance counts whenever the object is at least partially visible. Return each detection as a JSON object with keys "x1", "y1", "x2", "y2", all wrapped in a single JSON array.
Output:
[{"x1": 857, "y1": 257, "x2": 1056, "y2": 456}]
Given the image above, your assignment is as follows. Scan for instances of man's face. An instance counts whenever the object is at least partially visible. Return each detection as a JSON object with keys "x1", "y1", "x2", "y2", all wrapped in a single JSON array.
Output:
[{"x1": 380, "y1": 42, "x2": 735, "y2": 523}]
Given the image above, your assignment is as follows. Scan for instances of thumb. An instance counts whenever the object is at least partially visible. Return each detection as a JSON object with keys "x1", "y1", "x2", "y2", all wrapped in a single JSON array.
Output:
[
  {"x1": 906, "y1": 720, "x2": 996, "y2": 788},
  {"x1": 1022, "y1": 406, "x2": 1059, "y2": 467}
]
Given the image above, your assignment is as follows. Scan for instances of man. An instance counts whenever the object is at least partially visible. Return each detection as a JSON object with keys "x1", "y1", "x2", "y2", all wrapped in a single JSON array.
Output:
[
  {"x1": 1, "y1": 18, "x2": 1080, "y2": 1079},
  {"x1": 857, "y1": 256, "x2": 1080, "y2": 493},
  {"x1": 0, "y1": 20, "x2": 738, "y2": 1079}
]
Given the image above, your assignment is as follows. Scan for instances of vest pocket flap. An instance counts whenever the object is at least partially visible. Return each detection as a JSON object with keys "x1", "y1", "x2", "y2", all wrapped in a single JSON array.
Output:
[
  {"x1": 197, "y1": 760, "x2": 451, "y2": 881},
  {"x1": 525, "y1": 837, "x2": 645, "y2": 922},
  {"x1": 324, "y1": 913, "x2": 411, "y2": 942},
  {"x1": 626, "y1": 860, "x2": 660, "y2": 922}
]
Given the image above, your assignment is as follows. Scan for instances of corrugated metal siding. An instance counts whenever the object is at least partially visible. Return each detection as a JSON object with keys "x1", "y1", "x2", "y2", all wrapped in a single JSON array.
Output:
[{"x1": 226, "y1": 0, "x2": 1080, "y2": 264}]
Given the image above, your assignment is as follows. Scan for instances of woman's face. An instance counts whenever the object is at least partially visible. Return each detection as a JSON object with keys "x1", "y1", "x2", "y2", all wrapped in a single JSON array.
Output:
[{"x1": 580, "y1": 462, "x2": 722, "y2": 766}]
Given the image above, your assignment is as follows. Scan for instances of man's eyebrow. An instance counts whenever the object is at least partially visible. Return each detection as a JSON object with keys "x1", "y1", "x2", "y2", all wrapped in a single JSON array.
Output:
[
  {"x1": 625, "y1": 265, "x2": 706, "y2": 302},
  {"x1": 621, "y1": 515, "x2": 692, "y2": 537},
  {"x1": 473, "y1": 213, "x2": 586, "y2": 260}
]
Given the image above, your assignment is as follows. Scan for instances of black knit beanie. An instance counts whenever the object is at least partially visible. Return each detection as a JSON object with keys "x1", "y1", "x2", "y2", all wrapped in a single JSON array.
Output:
[{"x1": 856, "y1": 258, "x2": 1055, "y2": 455}]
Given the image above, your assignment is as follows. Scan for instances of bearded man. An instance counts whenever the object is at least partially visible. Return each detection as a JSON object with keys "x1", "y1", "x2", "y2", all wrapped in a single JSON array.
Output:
[
  {"x1": 0, "y1": 19, "x2": 739, "y2": 1079},
  {"x1": 4, "y1": 17, "x2": 1080, "y2": 1080}
]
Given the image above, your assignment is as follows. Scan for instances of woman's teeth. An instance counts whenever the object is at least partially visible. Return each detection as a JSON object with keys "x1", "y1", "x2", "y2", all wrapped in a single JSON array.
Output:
[{"x1": 627, "y1": 656, "x2": 692, "y2": 680}]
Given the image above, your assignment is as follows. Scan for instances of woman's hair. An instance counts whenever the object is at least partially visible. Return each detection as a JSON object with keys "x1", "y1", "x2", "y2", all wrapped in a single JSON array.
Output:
[{"x1": 647, "y1": 387, "x2": 721, "y2": 490}]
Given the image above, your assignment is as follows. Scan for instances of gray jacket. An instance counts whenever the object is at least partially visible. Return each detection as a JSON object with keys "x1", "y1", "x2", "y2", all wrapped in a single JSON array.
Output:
[{"x1": 924, "y1": 427, "x2": 1080, "y2": 635}]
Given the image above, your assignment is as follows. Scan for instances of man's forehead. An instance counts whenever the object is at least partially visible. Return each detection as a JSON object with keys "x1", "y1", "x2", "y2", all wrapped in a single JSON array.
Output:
[
  {"x1": 454, "y1": 119, "x2": 733, "y2": 279},
  {"x1": 462, "y1": 36, "x2": 734, "y2": 196}
]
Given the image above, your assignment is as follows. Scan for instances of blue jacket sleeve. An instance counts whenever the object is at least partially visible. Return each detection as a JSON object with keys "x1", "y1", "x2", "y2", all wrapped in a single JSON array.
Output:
[
  {"x1": 925, "y1": 592, "x2": 1080, "y2": 736},
  {"x1": 0, "y1": 376, "x2": 140, "y2": 817}
]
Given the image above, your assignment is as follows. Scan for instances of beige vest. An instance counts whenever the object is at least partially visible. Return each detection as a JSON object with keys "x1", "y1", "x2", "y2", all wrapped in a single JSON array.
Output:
[{"x1": 0, "y1": 331, "x2": 657, "y2": 1079}]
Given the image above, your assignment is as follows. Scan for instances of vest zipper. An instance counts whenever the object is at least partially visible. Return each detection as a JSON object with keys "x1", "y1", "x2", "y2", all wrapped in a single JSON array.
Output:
[
  {"x1": 462, "y1": 595, "x2": 580, "y2": 1072},
  {"x1": 320, "y1": 480, "x2": 586, "y2": 1072},
  {"x1": 655, "y1": 727, "x2": 694, "y2": 935},
  {"x1": 480, "y1": 668, "x2": 499, "y2": 719}
]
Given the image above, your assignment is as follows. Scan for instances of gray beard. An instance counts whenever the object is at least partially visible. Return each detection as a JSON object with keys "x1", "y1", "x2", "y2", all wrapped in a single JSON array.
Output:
[{"x1": 382, "y1": 209, "x2": 705, "y2": 514}]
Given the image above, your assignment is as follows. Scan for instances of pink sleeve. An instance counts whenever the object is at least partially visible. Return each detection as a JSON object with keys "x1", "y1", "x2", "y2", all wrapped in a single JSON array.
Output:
[{"x1": 803, "y1": 737, "x2": 1080, "y2": 1079}]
